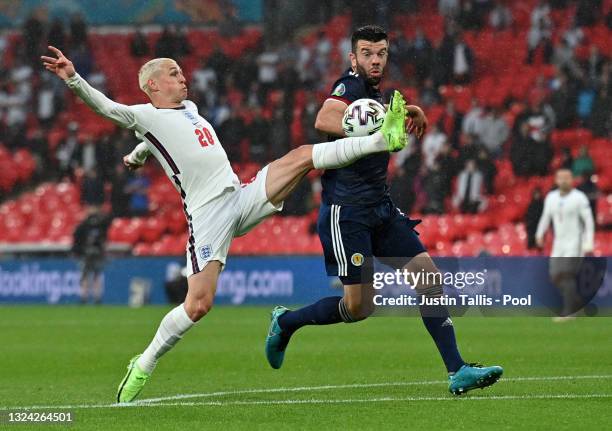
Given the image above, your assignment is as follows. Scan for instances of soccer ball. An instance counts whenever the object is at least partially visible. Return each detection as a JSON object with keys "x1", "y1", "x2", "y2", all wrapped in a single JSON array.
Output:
[{"x1": 342, "y1": 98, "x2": 386, "y2": 137}]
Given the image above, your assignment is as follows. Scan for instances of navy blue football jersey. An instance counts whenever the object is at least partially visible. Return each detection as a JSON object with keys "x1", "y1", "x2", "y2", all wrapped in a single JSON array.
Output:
[{"x1": 322, "y1": 68, "x2": 390, "y2": 206}]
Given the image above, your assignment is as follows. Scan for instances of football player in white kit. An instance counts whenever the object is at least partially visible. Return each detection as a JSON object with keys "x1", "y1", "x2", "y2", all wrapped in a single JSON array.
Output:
[
  {"x1": 536, "y1": 168, "x2": 595, "y2": 321},
  {"x1": 42, "y1": 46, "x2": 409, "y2": 402}
]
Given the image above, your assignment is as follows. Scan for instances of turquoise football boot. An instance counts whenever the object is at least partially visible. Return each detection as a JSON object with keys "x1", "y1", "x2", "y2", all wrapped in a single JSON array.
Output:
[
  {"x1": 448, "y1": 363, "x2": 503, "y2": 395},
  {"x1": 265, "y1": 306, "x2": 291, "y2": 369}
]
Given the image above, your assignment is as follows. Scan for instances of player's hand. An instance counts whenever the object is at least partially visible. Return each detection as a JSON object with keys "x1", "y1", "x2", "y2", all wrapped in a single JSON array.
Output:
[
  {"x1": 406, "y1": 105, "x2": 428, "y2": 139},
  {"x1": 123, "y1": 155, "x2": 144, "y2": 171},
  {"x1": 41, "y1": 46, "x2": 76, "y2": 80},
  {"x1": 536, "y1": 237, "x2": 544, "y2": 248}
]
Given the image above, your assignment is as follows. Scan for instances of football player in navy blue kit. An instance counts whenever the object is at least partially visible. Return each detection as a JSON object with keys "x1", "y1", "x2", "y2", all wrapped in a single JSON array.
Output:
[{"x1": 266, "y1": 25, "x2": 503, "y2": 394}]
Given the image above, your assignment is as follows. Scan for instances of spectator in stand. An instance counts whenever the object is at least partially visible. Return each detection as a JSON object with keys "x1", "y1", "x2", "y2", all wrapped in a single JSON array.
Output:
[
  {"x1": 70, "y1": 43, "x2": 93, "y2": 81},
  {"x1": 439, "y1": 100, "x2": 463, "y2": 147},
  {"x1": 155, "y1": 25, "x2": 179, "y2": 58},
  {"x1": 489, "y1": 0, "x2": 513, "y2": 31},
  {"x1": 422, "y1": 122, "x2": 448, "y2": 169},
  {"x1": 125, "y1": 170, "x2": 150, "y2": 217},
  {"x1": 130, "y1": 27, "x2": 150, "y2": 57},
  {"x1": 410, "y1": 29, "x2": 434, "y2": 84},
  {"x1": 479, "y1": 106, "x2": 509, "y2": 158},
  {"x1": 192, "y1": 58, "x2": 217, "y2": 106},
  {"x1": 575, "y1": 0, "x2": 601, "y2": 27},
  {"x1": 72, "y1": 206, "x2": 111, "y2": 304},
  {"x1": 56, "y1": 121, "x2": 80, "y2": 178},
  {"x1": 550, "y1": 70, "x2": 579, "y2": 128},
  {"x1": 1, "y1": 81, "x2": 29, "y2": 149},
  {"x1": 436, "y1": 141, "x2": 458, "y2": 196},
  {"x1": 210, "y1": 95, "x2": 231, "y2": 128},
  {"x1": 525, "y1": 187, "x2": 544, "y2": 249},
  {"x1": 47, "y1": 18, "x2": 67, "y2": 52},
  {"x1": 25, "y1": 129, "x2": 49, "y2": 177},
  {"x1": 257, "y1": 48, "x2": 279, "y2": 97},
  {"x1": 572, "y1": 145, "x2": 595, "y2": 178},
  {"x1": 511, "y1": 122, "x2": 552, "y2": 177},
  {"x1": 589, "y1": 86, "x2": 612, "y2": 137},
  {"x1": 69, "y1": 13, "x2": 88, "y2": 49},
  {"x1": 435, "y1": 27, "x2": 456, "y2": 85},
  {"x1": 248, "y1": 107, "x2": 271, "y2": 163},
  {"x1": 559, "y1": 146, "x2": 574, "y2": 170},
  {"x1": 476, "y1": 147, "x2": 497, "y2": 194},
  {"x1": 419, "y1": 77, "x2": 440, "y2": 108},
  {"x1": 439, "y1": 0, "x2": 461, "y2": 19},
  {"x1": 302, "y1": 91, "x2": 320, "y2": 145},
  {"x1": 526, "y1": 1, "x2": 553, "y2": 64},
  {"x1": 452, "y1": 32, "x2": 474, "y2": 84},
  {"x1": 36, "y1": 72, "x2": 59, "y2": 129},
  {"x1": 219, "y1": 109, "x2": 246, "y2": 162},
  {"x1": 453, "y1": 159, "x2": 485, "y2": 213},
  {"x1": 81, "y1": 168, "x2": 105, "y2": 207},
  {"x1": 423, "y1": 161, "x2": 448, "y2": 214},
  {"x1": 578, "y1": 169, "x2": 599, "y2": 220},
  {"x1": 269, "y1": 106, "x2": 290, "y2": 160},
  {"x1": 111, "y1": 163, "x2": 129, "y2": 218},
  {"x1": 282, "y1": 176, "x2": 313, "y2": 216},
  {"x1": 459, "y1": 0, "x2": 483, "y2": 30},
  {"x1": 22, "y1": 11, "x2": 45, "y2": 64},
  {"x1": 313, "y1": 31, "x2": 332, "y2": 79},
  {"x1": 175, "y1": 26, "x2": 193, "y2": 58},
  {"x1": 462, "y1": 98, "x2": 485, "y2": 137},
  {"x1": 584, "y1": 45, "x2": 606, "y2": 85},
  {"x1": 87, "y1": 64, "x2": 108, "y2": 94},
  {"x1": 552, "y1": 38, "x2": 581, "y2": 78}
]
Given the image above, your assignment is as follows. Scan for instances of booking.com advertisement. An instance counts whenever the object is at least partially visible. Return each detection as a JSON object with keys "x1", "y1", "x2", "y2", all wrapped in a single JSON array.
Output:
[{"x1": 0, "y1": 256, "x2": 610, "y2": 316}]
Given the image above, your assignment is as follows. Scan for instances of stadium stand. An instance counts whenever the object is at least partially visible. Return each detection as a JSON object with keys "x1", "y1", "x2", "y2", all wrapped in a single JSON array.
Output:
[{"x1": 0, "y1": 0, "x2": 611, "y2": 257}]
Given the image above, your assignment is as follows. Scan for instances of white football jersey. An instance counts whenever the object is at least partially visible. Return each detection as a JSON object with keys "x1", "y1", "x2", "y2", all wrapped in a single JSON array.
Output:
[
  {"x1": 65, "y1": 73, "x2": 239, "y2": 214},
  {"x1": 536, "y1": 188, "x2": 594, "y2": 257}
]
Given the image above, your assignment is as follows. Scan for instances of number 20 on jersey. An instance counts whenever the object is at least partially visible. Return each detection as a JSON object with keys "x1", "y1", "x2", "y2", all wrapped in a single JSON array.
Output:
[{"x1": 195, "y1": 127, "x2": 215, "y2": 147}]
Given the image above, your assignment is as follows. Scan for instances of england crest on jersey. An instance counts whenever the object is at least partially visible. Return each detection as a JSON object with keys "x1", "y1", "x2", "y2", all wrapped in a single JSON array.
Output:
[{"x1": 199, "y1": 244, "x2": 213, "y2": 260}]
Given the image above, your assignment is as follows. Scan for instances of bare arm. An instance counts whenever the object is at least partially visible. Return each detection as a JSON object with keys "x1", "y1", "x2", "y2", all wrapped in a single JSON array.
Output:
[
  {"x1": 41, "y1": 46, "x2": 137, "y2": 129},
  {"x1": 314, "y1": 99, "x2": 347, "y2": 137}
]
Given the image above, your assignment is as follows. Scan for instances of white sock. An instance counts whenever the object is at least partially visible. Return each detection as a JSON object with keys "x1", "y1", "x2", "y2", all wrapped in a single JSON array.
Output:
[
  {"x1": 137, "y1": 304, "x2": 194, "y2": 374},
  {"x1": 312, "y1": 132, "x2": 387, "y2": 169}
]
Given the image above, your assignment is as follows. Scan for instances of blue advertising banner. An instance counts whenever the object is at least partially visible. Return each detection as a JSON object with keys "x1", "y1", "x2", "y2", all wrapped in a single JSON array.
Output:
[
  {"x1": 0, "y1": 0, "x2": 262, "y2": 27},
  {"x1": 0, "y1": 257, "x2": 610, "y2": 313}
]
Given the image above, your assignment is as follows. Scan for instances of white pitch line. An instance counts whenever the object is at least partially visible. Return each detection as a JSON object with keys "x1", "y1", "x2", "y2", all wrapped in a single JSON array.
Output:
[
  {"x1": 144, "y1": 393, "x2": 612, "y2": 408},
  {"x1": 134, "y1": 374, "x2": 612, "y2": 404},
  {"x1": 2, "y1": 374, "x2": 612, "y2": 411}
]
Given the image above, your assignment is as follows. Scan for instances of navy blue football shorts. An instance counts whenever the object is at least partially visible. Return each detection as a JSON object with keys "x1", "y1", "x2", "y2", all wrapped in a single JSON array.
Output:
[{"x1": 318, "y1": 198, "x2": 426, "y2": 285}]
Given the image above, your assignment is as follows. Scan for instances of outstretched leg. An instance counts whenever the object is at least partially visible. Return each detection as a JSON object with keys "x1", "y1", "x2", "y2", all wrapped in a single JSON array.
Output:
[
  {"x1": 264, "y1": 90, "x2": 407, "y2": 206},
  {"x1": 117, "y1": 261, "x2": 221, "y2": 403}
]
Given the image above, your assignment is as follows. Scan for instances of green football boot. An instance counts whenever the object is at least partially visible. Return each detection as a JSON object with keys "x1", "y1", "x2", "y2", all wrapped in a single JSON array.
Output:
[
  {"x1": 116, "y1": 354, "x2": 151, "y2": 403},
  {"x1": 448, "y1": 363, "x2": 504, "y2": 395},
  {"x1": 265, "y1": 306, "x2": 291, "y2": 369},
  {"x1": 380, "y1": 89, "x2": 407, "y2": 152}
]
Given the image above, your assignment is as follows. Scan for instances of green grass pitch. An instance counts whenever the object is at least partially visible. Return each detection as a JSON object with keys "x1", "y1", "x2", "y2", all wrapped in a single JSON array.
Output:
[{"x1": 1, "y1": 306, "x2": 611, "y2": 430}]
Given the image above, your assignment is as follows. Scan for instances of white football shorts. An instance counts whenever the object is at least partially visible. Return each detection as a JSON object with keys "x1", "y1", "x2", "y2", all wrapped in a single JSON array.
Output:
[{"x1": 184, "y1": 165, "x2": 282, "y2": 277}]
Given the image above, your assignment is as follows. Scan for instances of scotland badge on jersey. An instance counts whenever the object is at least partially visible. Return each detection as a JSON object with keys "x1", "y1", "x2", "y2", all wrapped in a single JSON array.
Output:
[{"x1": 199, "y1": 244, "x2": 213, "y2": 260}]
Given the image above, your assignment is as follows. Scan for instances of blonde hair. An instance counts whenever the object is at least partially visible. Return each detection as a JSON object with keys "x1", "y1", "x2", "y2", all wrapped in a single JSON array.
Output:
[{"x1": 138, "y1": 58, "x2": 175, "y2": 95}]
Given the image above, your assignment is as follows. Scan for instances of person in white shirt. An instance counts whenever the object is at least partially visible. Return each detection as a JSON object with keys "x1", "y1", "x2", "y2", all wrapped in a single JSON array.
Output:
[
  {"x1": 41, "y1": 46, "x2": 409, "y2": 403},
  {"x1": 536, "y1": 168, "x2": 595, "y2": 320}
]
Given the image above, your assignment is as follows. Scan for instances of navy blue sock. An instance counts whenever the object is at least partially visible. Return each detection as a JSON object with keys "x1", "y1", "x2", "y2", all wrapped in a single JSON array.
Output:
[
  {"x1": 278, "y1": 296, "x2": 343, "y2": 335},
  {"x1": 420, "y1": 304, "x2": 465, "y2": 373}
]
